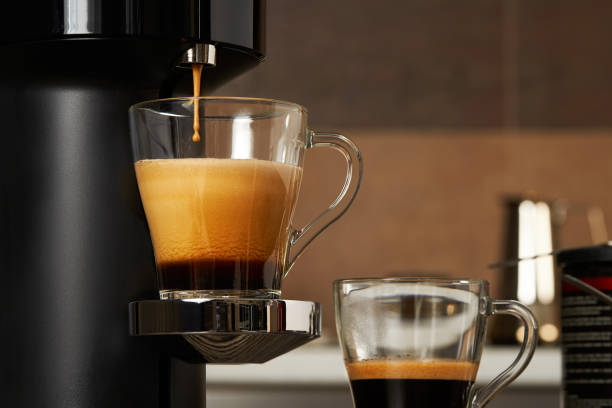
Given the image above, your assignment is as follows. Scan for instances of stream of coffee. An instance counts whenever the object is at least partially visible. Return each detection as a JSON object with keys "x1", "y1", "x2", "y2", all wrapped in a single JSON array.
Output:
[{"x1": 192, "y1": 64, "x2": 203, "y2": 142}]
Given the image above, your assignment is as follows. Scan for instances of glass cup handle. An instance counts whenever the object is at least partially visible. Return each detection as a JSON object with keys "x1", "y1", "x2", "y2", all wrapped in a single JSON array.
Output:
[
  {"x1": 284, "y1": 131, "x2": 363, "y2": 277},
  {"x1": 471, "y1": 300, "x2": 538, "y2": 408}
]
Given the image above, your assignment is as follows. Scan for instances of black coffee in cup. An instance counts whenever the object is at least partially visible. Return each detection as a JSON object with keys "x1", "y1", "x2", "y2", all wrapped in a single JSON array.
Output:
[{"x1": 347, "y1": 359, "x2": 477, "y2": 408}]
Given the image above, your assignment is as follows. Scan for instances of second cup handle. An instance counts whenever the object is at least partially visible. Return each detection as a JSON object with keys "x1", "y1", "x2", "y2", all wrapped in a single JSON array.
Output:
[
  {"x1": 471, "y1": 300, "x2": 539, "y2": 408},
  {"x1": 284, "y1": 131, "x2": 363, "y2": 277}
]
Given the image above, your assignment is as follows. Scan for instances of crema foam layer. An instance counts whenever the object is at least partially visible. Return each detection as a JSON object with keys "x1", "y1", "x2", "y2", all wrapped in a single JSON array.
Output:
[
  {"x1": 347, "y1": 359, "x2": 479, "y2": 381},
  {"x1": 135, "y1": 158, "x2": 302, "y2": 265}
]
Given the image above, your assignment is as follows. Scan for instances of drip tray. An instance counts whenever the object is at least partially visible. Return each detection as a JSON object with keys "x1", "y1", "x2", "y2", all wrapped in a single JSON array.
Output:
[{"x1": 129, "y1": 299, "x2": 321, "y2": 364}]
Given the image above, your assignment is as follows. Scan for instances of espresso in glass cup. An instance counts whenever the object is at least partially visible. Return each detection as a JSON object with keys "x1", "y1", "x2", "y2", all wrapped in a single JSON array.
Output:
[
  {"x1": 334, "y1": 277, "x2": 538, "y2": 408},
  {"x1": 129, "y1": 97, "x2": 362, "y2": 299}
]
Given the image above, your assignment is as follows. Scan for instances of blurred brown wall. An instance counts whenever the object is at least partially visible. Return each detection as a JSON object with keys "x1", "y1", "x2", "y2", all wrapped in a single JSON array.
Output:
[
  {"x1": 284, "y1": 130, "x2": 612, "y2": 334},
  {"x1": 214, "y1": 0, "x2": 612, "y2": 128},
  {"x1": 210, "y1": 1, "x2": 612, "y2": 334}
]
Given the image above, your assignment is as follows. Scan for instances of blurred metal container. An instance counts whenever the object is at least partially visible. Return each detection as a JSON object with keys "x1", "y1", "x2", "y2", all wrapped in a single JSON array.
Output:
[{"x1": 490, "y1": 196, "x2": 607, "y2": 345}]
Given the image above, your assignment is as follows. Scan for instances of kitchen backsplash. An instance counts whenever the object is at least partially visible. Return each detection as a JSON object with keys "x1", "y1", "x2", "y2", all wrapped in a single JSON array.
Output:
[
  {"x1": 214, "y1": 0, "x2": 612, "y2": 129},
  {"x1": 209, "y1": 0, "x2": 612, "y2": 335},
  {"x1": 282, "y1": 130, "x2": 612, "y2": 334}
]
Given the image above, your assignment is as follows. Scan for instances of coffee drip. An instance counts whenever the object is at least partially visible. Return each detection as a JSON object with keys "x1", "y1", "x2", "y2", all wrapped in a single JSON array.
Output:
[{"x1": 192, "y1": 64, "x2": 203, "y2": 142}]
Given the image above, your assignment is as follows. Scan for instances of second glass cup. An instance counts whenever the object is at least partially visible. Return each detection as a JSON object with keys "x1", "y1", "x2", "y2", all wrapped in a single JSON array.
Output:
[
  {"x1": 129, "y1": 97, "x2": 362, "y2": 300},
  {"x1": 334, "y1": 277, "x2": 538, "y2": 408}
]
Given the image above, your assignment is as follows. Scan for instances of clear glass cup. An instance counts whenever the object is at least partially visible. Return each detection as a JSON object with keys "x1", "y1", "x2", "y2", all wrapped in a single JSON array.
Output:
[
  {"x1": 334, "y1": 277, "x2": 538, "y2": 408},
  {"x1": 129, "y1": 97, "x2": 362, "y2": 299}
]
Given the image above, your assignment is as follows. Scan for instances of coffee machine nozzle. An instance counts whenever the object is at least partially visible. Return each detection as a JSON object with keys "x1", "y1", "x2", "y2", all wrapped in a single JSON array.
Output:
[{"x1": 179, "y1": 44, "x2": 217, "y2": 68}]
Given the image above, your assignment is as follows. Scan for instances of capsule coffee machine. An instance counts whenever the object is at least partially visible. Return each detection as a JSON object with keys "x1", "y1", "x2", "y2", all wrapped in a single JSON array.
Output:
[{"x1": 0, "y1": 2, "x2": 322, "y2": 407}]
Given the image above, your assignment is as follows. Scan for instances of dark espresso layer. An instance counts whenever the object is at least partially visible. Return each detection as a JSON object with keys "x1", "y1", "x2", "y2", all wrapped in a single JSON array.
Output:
[
  {"x1": 350, "y1": 378, "x2": 473, "y2": 408},
  {"x1": 158, "y1": 259, "x2": 278, "y2": 292},
  {"x1": 347, "y1": 360, "x2": 477, "y2": 408}
]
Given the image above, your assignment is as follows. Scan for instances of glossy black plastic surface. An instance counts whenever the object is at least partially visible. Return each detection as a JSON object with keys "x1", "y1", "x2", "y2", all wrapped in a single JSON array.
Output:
[
  {"x1": 0, "y1": 0, "x2": 265, "y2": 58},
  {"x1": 557, "y1": 243, "x2": 612, "y2": 266},
  {"x1": 0, "y1": 2, "x2": 264, "y2": 406},
  {"x1": 0, "y1": 45, "x2": 160, "y2": 406}
]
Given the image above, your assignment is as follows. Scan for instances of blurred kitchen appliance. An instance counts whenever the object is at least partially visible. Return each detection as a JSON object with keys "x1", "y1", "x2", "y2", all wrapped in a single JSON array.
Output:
[
  {"x1": 558, "y1": 244, "x2": 612, "y2": 408},
  {"x1": 490, "y1": 197, "x2": 608, "y2": 345},
  {"x1": 0, "y1": 2, "x2": 266, "y2": 407}
]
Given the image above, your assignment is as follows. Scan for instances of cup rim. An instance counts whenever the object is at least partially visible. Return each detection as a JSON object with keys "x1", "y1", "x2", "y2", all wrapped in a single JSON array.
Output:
[
  {"x1": 333, "y1": 276, "x2": 487, "y2": 286},
  {"x1": 129, "y1": 96, "x2": 308, "y2": 114}
]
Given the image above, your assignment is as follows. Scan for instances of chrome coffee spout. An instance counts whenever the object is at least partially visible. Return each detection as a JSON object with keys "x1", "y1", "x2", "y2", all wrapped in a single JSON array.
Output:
[{"x1": 178, "y1": 43, "x2": 216, "y2": 67}]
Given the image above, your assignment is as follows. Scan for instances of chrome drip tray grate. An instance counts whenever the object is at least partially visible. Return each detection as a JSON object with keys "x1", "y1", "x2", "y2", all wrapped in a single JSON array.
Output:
[{"x1": 129, "y1": 299, "x2": 321, "y2": 364}]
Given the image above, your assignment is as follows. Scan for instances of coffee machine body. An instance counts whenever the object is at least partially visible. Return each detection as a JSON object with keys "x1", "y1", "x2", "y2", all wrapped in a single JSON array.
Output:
[{"x1": 0, "y1": 2, "x2": 264, "y2": 407}]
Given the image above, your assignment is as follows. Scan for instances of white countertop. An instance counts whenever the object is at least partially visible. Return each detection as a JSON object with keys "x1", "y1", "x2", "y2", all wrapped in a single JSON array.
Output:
[{"x1": 206, "y1": 342, "x2": 561, "y2": 388}]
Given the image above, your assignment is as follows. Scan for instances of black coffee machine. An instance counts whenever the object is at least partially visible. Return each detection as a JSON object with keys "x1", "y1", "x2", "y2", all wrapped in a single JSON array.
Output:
[{"x1": 0, "y1": 2, "x2": 317, "y2": 407}]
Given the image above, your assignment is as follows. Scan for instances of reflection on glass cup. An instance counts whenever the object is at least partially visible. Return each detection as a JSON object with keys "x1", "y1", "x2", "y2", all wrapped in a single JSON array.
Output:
[
  {"x1": 129, "y1": 97, "x2": 362, "y2": 300},
  {"x1": 334, "y1": 277, "x2": 538, "y2": 408}
]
